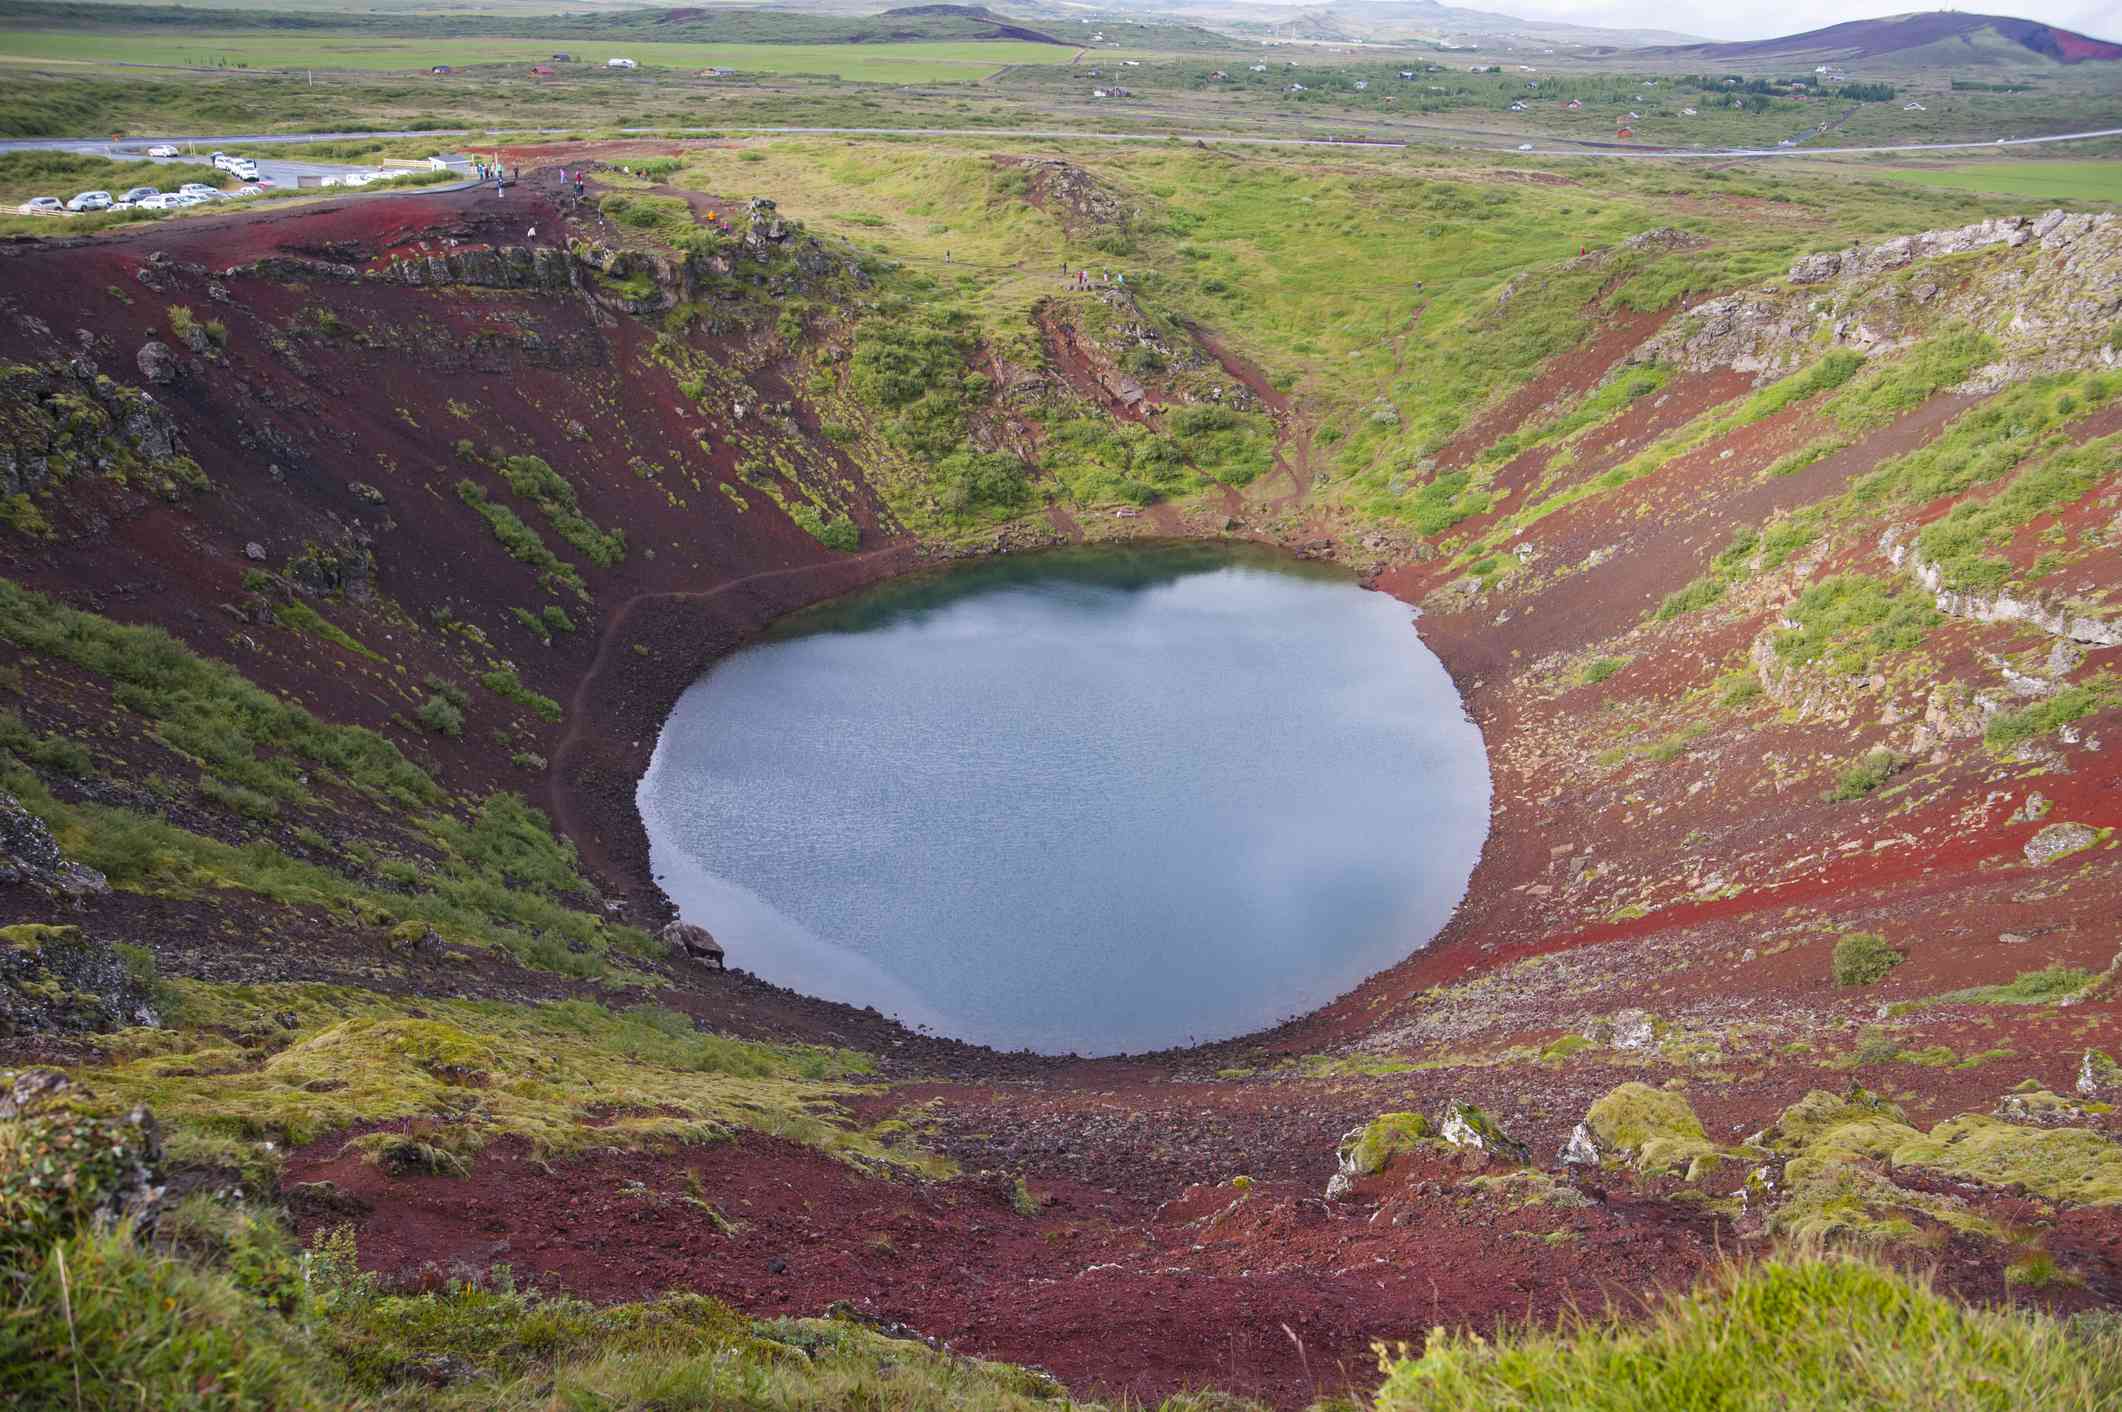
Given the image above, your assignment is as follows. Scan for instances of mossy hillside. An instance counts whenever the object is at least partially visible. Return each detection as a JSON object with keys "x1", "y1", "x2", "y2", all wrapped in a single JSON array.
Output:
[
  {"x1": 0, "y1": 576, "x2": 651, "y2": 979},
  {"x1": 66, "y1": 983, "x2": 913, "y2": 1180},
  {"x1": 6, "y1": 767, "x2": 646, "y2": 981},
  {"x1": 1374, "y1": 1255, "x2": 2122, "y2": 1411},
  {"x1": 648, "y1": 140, "x2": 2014, "y2": 538}
]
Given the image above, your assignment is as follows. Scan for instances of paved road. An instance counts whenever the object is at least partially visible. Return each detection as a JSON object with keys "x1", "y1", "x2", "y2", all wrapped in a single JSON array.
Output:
[{"x1": 3, "y1": 123, "x2": 2118, "y2": 164}]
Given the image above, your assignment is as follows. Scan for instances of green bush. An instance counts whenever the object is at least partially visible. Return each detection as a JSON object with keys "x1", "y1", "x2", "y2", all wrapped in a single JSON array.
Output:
[
  {"x1": 414, "y1": 695, "x2": 465, "y2": 738},
  {"x1": 455, "y1": 481, "x2": 586, "y2": 600},
  {"x1": 1824, "y1": 748, "x2": 1904, "y2": 802},
  {"x1": 479, "y1": 668, "x2": 563, "y2": 723},
  {"x1": 498, "y1": 456, "x2": 625, "y2": 568},
  {"x1": 1833, "y1": 931, "x2": 1904, "y2": 987},
  {"x1": 788, "y1": 503, "x2": 860, "y2": 552}
]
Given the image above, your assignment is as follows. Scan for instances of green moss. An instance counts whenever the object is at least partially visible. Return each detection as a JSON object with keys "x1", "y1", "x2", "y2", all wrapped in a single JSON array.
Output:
[
  {"x1": 1583, "y1": 1083, "x2": 1717, "y2": 1174},
  {"x1": 1341, "y1": 1111, "x2": 1435, "y2": 1175},
  {"x1": 1767, "y1": 1155, "x2": 1994, "y2": 1245},
  {"x1": 1927, "y1": 966, "x2": 2096, "y2": 1007},
  {"x1": 1893, "y1": 1116, "x2": 2122, "y2": 1206},
  {"x1": 72, "y1": 985, "x2": 905, "y2": 1183}
]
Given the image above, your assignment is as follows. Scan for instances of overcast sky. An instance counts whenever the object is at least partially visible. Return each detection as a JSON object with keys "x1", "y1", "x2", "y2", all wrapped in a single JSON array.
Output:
[{"x1": 1499, "y1": 0, "x2": 2119, "y2": 43}]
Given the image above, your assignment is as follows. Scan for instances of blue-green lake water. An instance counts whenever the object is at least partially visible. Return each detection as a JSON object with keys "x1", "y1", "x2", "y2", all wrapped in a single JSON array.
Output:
[{"x1": 638, "y1": 545, "x2": 1489, "y2": 1055}]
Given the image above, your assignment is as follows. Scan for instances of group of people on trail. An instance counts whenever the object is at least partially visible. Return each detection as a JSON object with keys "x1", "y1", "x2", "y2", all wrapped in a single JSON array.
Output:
[
  {"x1": 1061, "y1": 265, "x2": 1126, "y2": 289},
  {"x1": 473, "y1": 159, "x2": 519, "y2": 198}
]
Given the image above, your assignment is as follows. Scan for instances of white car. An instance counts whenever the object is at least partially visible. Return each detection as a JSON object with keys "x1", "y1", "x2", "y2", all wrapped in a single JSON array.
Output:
[
  {"x1": 66, "y1": 191, "x2": 112, "y2": 211},
  {"x1": 1516, "y1": 143, "x2": 1534, "y2": 151},
  {"x1": 178, "y1": 182, "x2": 220, "y2": 200},
  {"x1": 171, "y1": 194, "x2": 207, "y2": 207},
  {"x1": 146, "y1": 144, "x2": 179, "y2": 158},
  {"x1": 231, "y1": 185, "x2": 265, "y2": 198},
  {"x1": 18, "y1": 196, "x2": 62, "y2": 215},
  {"x1": 225, "y1": 159, "x2": 259, "y2": 181},
  {"x1": 138, "y1": 193, "x2": 183, "y2": 210}
]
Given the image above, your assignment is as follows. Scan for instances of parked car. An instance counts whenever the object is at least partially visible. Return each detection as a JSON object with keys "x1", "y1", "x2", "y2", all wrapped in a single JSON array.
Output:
[
  {"x1": 120, "y1": 186, "x2": 159, "y2": 204},
  {"x1": 138, "y1": 193, "x2": 183, "y2": 210},
  {"x1": 178, "y1": 182, "x2": 220, "y2": 199},
  {"x1": 1516, "y1": 143, "x2": 1534, "y2": 151},
  {"x1": 225, "y1": 159, "x2": 259, "y2": 181},
  {"x1": 231, "y1": 184, "x2": 265, "y2": 197},
  {"x1": 66, "y1": 191, "x2": 112, "y2": 211},
  {"x1": 18, "y1": 196, "x2": 63, "y2": 215},
  {"x1": 146, "y1": 144, "x2": 179, "y2": 158}
]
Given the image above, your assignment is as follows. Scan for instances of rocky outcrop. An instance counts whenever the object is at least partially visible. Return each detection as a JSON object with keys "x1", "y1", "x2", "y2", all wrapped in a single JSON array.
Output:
[
  {"x1": 1748, "y1": 628, "x2": 1875, "y2": 724},
  {"x1": 1, "y1": 924, "x2": 160, "y2": 1035},
  {"x1": 0, "y1": 362, "x2": 189, "y2": 500},
  {"x1": 1883, "y1": 525, "x2": 2122, "y2": 647},
  {"x1": 371, "y1": 245, "x2": 576, "y2": 292},
  {"x1": 0, "y1": 792, "x2": 109, "y2": 902},
  {"x1": 1637, "y1": 209, "x2": 2122, "y2": 382},
  {"x1": 662, "y1": 920, "x2": 726, "y2": 969},
  {"x1": 1789, "y1": 210, "x2": 2115, "y2": 285},
  {"x1": 1002, "y1": 157, "x2": 1134, "y2": 237}
]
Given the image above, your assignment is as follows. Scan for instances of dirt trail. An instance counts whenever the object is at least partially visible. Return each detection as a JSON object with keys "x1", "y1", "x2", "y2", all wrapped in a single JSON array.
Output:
[{"x1": 1189, "y1": 325, "x2": 1314, "y2": 509}]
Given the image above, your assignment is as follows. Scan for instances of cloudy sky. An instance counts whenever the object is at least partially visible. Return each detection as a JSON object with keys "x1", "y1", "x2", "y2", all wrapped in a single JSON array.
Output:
[{"x1": 1500, "y1": 0, "x2": 2119, "y2": 42}]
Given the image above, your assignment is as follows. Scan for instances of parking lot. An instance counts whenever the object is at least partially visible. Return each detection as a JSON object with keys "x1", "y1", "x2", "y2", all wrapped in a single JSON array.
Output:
[{"x1": 0, "y1": 134, "x2": 474, "y2": 214}]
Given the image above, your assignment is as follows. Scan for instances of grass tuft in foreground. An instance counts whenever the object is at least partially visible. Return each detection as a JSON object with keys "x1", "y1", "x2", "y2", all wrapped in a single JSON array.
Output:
[{"x1": 1374, "y1": 1254, "x2": 2122, "y2": 1410}]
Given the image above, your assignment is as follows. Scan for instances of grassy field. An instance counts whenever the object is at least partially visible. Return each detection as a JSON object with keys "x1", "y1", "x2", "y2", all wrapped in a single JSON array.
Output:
[
  {"x1": 0, "y1": 32, "x2": 1076, "y2": 83},
  {"x1": 1875, "y1": 160, "x2": 2122, "y2": 202}
]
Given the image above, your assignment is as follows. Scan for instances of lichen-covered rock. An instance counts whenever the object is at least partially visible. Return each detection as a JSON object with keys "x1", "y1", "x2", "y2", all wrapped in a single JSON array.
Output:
[
  {"x1": 1435, "y1": 1100, "x2": 1528, "y2": 1165},
  {"x1": 0, "y1": 792, "x2": 107, "y2": 900},
  {"x1": 2078, "y1": 1050, "x2": 2120, "y2": 1098},
  {"x1": 2025, "y1": 822, "x2": 2099, "y2": 867},
  {"x1": 1993, "y1": 1088, "x2": 2085, "y2": 1126},
  {"x1": 135, "y1": 339, "x2": 179, "y2": 385},
  {"x1": 0, "y1": 362, "x2": 192, "y2": 502},
  {"x1": 1, "y1": 924, "x2": 160, "y2": 1035},
  {"x1": 1607, "y1": 1008, "x2": 1657, "y2": 1053},
  {"x1": 1559, "y1": 1122, "x2": 1601, "y2": 1166}
]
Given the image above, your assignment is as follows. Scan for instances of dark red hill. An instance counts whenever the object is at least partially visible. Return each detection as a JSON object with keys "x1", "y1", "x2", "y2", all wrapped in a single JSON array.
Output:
[{"x1": 1640, "y1": 9, "x2": 2122, "y2": 65}]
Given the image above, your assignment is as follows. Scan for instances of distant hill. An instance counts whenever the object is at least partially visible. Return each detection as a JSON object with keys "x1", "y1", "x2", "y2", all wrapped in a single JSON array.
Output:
[
  {"x1": 1059, "y1": 0, "x2": 1703, "y2": 49},
  {"x1": 1635, "y1": 10, "x2": 2122, "y2": 68},
  {"x1": 0, "y1": 0, "x2": 1074, "y2": 45}
]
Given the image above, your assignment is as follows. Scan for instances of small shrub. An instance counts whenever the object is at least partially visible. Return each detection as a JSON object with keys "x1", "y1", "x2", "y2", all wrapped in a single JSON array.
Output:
[
  {"x1": 1833, "y1": 931, "x2": 1904, "y2": 988},
  {"x1": 1578, "y1": 656, "x2": 1626, "y2": 687},
  {"x1": 415, "y1": 695, "x2": 465, "y2": 738},
  {"x1": 1825, "y1": 749, "x2": 1904, "y2": 802}
]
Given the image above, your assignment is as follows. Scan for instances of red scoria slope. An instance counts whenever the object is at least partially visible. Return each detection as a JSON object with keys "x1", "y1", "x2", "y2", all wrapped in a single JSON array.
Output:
[{"x1": 4, "y1": 167, "x2": 2122, "y2": 1408}]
